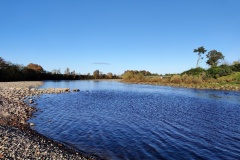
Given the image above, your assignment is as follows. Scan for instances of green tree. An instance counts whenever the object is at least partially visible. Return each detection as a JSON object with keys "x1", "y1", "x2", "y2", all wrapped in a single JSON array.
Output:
[
  {"x1": 93, "y1": 70, "x2": 100, "y2": 79},
  {"x1": 206, "y1": 50, "x2": 224, "y2": 67},
  {"x1": 181, "y1": 67, "x2": 206, "y2": 76},
  {"x1": 194, "y1": 46, "x2": 207, "y2": 68}
]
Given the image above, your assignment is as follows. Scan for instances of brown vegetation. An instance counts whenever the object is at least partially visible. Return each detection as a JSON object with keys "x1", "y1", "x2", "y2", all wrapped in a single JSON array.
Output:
[
  {"x1": 26, "y1": 63, "x2": 44, "y2": 72},
  {"x1": 121, "y1": 70, "x2": 240, "y2": 91}
]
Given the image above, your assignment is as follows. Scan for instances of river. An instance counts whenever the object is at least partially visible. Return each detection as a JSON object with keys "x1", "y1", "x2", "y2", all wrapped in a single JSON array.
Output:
[{"x1": 29, "y1": 80, "x2": 240, "y2": 160}]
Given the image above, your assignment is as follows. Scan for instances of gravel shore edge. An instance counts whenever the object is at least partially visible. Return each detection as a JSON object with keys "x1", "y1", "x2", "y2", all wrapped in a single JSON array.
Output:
[{"x1": 0, "y1": 81, "x2": 98, "y2": 160}]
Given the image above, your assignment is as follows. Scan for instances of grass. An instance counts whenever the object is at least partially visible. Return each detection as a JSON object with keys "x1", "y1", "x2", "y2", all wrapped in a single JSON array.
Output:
[{"x1": 121, "y1": 72, "x2": 240, "y2": 91}]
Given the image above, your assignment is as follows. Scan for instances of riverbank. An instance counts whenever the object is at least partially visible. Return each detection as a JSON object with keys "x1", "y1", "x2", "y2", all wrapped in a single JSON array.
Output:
[
  {"x1": 121, "y1": 80, "x2": 240, "y2": 91},
  {"x1": 0, "y1": 81, "x2": 96, "y2": 159}
]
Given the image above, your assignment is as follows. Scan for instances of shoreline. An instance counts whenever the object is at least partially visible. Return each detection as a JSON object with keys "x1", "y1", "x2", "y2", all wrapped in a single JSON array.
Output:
[
  {"x1": 121, "y1": 80, "x2": 240, "y2": 91},
  {"x1": 0, "y1": 81, "x2": 98, "y2": 159}
]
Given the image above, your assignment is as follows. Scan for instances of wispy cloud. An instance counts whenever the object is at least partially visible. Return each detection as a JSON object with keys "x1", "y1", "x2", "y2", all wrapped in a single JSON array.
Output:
[{"x1": 92, "y1": 62, "x2": 110, "y2": 65}]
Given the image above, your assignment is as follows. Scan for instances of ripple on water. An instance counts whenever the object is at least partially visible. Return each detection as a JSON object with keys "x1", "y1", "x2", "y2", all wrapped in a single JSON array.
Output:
[{"x1": 30, "y1": 81, "x2": 240, "y2": 160}]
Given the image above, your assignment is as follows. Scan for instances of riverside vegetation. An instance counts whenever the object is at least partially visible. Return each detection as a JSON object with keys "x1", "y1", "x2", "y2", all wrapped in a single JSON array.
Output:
[
  {"x1": 0, "y1": 57, "x2": 120, "y2": 82},
  {"x1": 122, "y1": 47, "x2": 240, "y2": 91}
]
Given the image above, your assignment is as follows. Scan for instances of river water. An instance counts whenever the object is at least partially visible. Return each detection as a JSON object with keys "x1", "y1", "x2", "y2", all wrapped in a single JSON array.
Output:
[{"x1": 29, "y1": 80, "x2": 240, "y2": 160}]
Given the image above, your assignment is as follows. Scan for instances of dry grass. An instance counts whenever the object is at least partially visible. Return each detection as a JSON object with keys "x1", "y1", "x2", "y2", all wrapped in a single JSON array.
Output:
[{"x1": 121, "y1": 73, "x2": 240, "y2": 91}]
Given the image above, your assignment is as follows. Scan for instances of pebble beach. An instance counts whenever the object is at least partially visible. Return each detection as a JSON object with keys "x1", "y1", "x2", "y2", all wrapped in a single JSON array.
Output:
[{"x1": 0, "y1": 81, "x2": 96, "y2": 160}]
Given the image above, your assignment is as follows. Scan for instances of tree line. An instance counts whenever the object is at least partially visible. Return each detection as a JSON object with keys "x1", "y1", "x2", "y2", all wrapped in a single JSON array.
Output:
[
  {"x1": 122, "y1": 46, "x2": 240, "y2": 83},
  {"x1": 0, "y1": 57, "x2": 120, "y2": 82}
]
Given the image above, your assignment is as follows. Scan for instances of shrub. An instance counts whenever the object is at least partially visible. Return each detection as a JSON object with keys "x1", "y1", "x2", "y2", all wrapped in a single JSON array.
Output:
[
  {"x1": 181, "y1": 67, "x2": 206, "y2": 76},
  {"x1": 236, "y1": 74, "x2": 240, "y2": 82},
  {"x1": 170, "y1": 75, "x2": 182, "y2": 84},
  {"x1": 183, "y1": 75, "x2": 193, "y2": 84},
  {"x1": 122, "y1": 71, "x2": 146, "y2": 81},
  {"x1": 192, "y1": 76, "x2": 203, "y2": 84},
  {"x1": 207, "y1": 65, "x2": 232, "y2": 78},
  {"x1": 134, "y1": 73, "x2": 144, "y2": 81},
  {"x1": 162, "y1": 77, "x2": 170, "y2": 83},
  {"x1": 230, "y1": 63, "x2": 240, "y2": 72},
  {"x1": 219, "y1": 65, "x2": 232, "y2": 76},
  {"x1": 122, "y1": 71, "x2": 134, "y2": 80},
  {"x1": 181, "y1": 74, "x2": 202, "y2": 84},
  {"x1": 149, "y1": 77, "x2": 162, "y2": 83}
]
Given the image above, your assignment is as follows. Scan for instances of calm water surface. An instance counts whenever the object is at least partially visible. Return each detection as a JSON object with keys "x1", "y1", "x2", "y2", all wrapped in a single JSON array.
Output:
[{"x1": 29, "y1": 80, "x2": 240, "y2": 160}]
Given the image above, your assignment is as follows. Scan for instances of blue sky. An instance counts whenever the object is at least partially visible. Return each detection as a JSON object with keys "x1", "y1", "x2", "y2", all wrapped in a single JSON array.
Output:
[{"x1": 0, "y1": 0, "x2": 239, "y2": 75}]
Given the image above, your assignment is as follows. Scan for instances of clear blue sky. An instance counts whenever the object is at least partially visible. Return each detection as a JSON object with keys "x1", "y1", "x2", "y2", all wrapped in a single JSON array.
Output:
[{"x1": 0, "y1": 0, "x2": 239, "y2": 75}]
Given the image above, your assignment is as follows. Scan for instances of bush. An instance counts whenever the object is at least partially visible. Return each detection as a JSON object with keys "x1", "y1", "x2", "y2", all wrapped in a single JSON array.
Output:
[
  {"x1": 122, "y1": 71, "x2": 134, "y2": 80},
  {"x1": 135, "y1": 73, "x2": 144, "y2": 81},
  {"x1": 181, "y1": 67, "x2": 206, "y2": 76},
  {"x1": 122, "y1": 71, "x2": 145, "y2": 81},
  {"x1": 229, "y1": 73, "x2": 240, "y2": 83},
  {"x1": 170, "y1": 75, "x2": 182, "y2": 84},
  {"x1": 207, "y1": 65, "x2": 232, "y2": 78},
  {"x1": 219, "y1": 65, "x2": 232, "y2": 76},
  {"x1": 192, "y1": 76, "x2": 203, "y2": 84},
  {"x1": 182, "y1": 74, "x2": 192, "y2": 84},
  {"x1": 181, "y1": 74, "x2": 203, "y2": 84},
  {"x1": 230, "y1": 63, "x2": 240, "y2": 72}
]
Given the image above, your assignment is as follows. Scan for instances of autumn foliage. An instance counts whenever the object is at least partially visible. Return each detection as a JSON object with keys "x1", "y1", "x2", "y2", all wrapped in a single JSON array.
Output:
[{"x1": 26, "y1": 63, "x2": 44, "y2": 72}]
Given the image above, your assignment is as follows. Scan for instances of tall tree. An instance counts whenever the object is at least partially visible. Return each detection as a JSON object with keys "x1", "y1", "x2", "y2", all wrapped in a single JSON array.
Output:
[
  {"x1": 194, "y1": 46, "x2": 207, "y2": 68},
  {"x1": 206, "y1": 50, "x2": 224, "y2": 67}
]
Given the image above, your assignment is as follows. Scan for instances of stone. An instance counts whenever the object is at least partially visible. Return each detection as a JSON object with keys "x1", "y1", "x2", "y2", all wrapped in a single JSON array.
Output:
[
  {"x1": 63, "y1": 88, "x2": 70, "y2": 92},
  {"x1": 30, "y1": 88, "x2": 36, "y2": 91},
  {"x1": 29, "y1": 99, "x2": 34, "y2": 104}
]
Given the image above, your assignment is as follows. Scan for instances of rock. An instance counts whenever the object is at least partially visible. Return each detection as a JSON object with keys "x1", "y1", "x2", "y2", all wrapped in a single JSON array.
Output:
[
  {"x1": 63, "y1": 88, "x2": 70, "y2": 92},
  {"x1": 55, "y1": 88, "x2": 70, "y2": 92},
  {"x1": 30, "y1": 88, "x2": 36, "y2": 91},
  {"x1": 29, "y1": 99, "x2": 34, "y2": 104},
  {"x1": 72, "y1": 89, "x2": 80, "y2": 92}
]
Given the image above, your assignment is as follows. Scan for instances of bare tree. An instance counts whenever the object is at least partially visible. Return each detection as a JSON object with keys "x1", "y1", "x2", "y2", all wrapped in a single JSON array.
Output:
[{"x1": 64, "y1": 68, "x2": 70, "y2": 75}]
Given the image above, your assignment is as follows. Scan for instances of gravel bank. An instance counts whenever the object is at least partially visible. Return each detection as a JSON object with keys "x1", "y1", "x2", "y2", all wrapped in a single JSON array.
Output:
[{"x1": 0, "y1": 81, "x2": 96, "y2": 160}]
